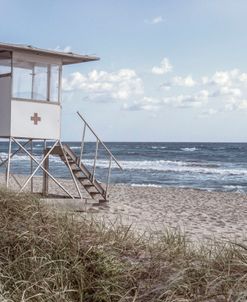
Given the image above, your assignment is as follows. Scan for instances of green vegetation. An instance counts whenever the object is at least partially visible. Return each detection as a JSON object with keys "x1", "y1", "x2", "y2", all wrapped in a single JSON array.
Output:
[{"x1": 0, "y1": 189, "x2": 247, "y2": 301}]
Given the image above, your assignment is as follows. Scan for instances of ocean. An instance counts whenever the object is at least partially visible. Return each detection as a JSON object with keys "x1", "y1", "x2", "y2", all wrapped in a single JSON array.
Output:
[{"x1": 1, "y1": 141, "x2": 247, "y2": 193}]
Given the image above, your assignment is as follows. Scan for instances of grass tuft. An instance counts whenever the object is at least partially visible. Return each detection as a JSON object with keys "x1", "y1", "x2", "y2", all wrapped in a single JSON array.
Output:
[{"x1": 0, "y1": 189, "x2": 247, "y2": 301}]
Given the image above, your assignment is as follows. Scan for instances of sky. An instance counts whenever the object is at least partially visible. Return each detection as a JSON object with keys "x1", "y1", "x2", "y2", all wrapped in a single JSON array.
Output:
[{"x1": 1, "y1": 0, "x2": 247, "y2": 142}]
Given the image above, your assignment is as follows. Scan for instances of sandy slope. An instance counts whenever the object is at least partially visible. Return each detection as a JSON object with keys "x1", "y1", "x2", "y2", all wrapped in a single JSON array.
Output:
[{"x1": 1, "y1": 173, "x2": 247, "y2": 242}]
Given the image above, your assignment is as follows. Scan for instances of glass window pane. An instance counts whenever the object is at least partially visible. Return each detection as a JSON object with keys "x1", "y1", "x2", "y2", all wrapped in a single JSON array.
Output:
[
  {"x1": 33, "y1": 64, "x2": 48, "y2": 101},
  {"x1": 12, "y1": 60, "x2": 33, "y2": 99},
  {"x1": 50, "y1": 65, "x2": 59, "y2": 102},
  {"x1": 0, "y1": 51, "x2": 11, "y2": 75},
  {"x1": 12, "y1": 59, "x2": 60, "y2": 102}
]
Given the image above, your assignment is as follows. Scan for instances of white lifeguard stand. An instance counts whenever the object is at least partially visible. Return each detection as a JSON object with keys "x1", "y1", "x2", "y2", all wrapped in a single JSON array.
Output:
[{"x1": 0, "y1": 42, "x2": 122, "y2": 201}]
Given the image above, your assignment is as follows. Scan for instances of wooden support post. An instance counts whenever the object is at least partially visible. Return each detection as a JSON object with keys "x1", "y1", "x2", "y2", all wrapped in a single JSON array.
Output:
[
  {"x1": 42, "y1": 149, "x2": 49, "y2": 196},
  {"x1": 6, "y1": 137, "x2": 12, "y2": 188},
  {"x1": 30, "y1": 140, "x2": 34, "y2": 193}
]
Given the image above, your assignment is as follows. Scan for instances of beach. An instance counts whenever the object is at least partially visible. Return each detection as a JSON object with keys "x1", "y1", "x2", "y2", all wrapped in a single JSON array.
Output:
[{"x1": 1, "y1": 173, "x2": 247, "y2": 243}]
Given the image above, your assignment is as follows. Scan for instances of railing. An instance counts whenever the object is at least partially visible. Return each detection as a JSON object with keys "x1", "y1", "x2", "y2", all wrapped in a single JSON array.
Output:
[{"x1": 77, "y1": 111, "x2": 123, "y2": 197}]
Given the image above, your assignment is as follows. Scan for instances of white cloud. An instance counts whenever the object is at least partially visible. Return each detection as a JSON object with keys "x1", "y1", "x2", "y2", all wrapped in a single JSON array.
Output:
[
  {"x1": 201, "y1": 69, "x2": 240, "y2": 87},
  {"x1": 172, "y1": 75, "x2": 196, "y2": 87},
  {"x1": 207, "y1": 108, "x2": 218, "y2": 115},
  {"x1": 63, "y1": 68, "x2": 144, "y2": 101},
  {"x1": 224, "y1": 99, "x2": 247, "y2": 112},
  {"x1": 152, "y1": 58, "x2": 173, "y2": 75},
  {"x1": 123, "y1": 90, "x2": 209, "y2": 112},
  {"x1": 63, "y1": 64, "x2": 247, "y2": 115},
  {"x1": 151, "y1": 16, "x2": 164, "y2": 24},
  {"x1": 54, "y1": 45, "x2": 72, "y2": 53},
  {"x1": 211, "y1": 71, "x2": 232, "y2": 86},
  {"x1": 145, "y1": 16, "x2": 164, "y2": 24},
  {"x1": 199, "y1": 108, "x2": 218, "y2": 117},
  {"x1": 239, "y1": 73, "x2": 247, "y2": 83},
  {"x1": 163, "y1": 90, "x2": 209, "y2": 108},
  {"x1": 194, "y1": 68, "x2": 247, "y2": 113},
  {"x1": 224, "y1": 101, "x2": 238, "y2": 112},
  {"x1": 123, "y1": 97, "x2": 160, "y2": 111},
  {"x1": 210, "y1": 86, "x2": 242, "y2": 98},
  {"x1": 165, "y1": 75, "x2": 196, "y2": 88},
  {"x1": 238, "y1": 100, "x2": 247, "y2": 110}
]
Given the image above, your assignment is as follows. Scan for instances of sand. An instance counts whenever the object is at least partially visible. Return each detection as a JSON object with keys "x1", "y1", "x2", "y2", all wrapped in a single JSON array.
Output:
[{"x1": 1, "y1": 173, "x2": 247, "y2": 243}]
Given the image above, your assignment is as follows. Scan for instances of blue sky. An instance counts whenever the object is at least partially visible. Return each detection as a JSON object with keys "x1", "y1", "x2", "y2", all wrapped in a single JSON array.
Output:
[{"x1": 1, "y1": 0, "x2": 247, "y2": 142}]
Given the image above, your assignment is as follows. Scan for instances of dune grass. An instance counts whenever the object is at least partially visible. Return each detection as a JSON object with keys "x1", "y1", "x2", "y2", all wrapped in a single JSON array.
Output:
[{"x1": 0, "y1": 189, "x2": 247, "y2": 301}]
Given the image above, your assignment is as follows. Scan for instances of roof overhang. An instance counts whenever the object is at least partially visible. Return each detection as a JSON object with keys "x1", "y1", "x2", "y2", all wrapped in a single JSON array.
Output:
[{"x1": 0, "y1": 42, "x2": 99, "y2": 65}]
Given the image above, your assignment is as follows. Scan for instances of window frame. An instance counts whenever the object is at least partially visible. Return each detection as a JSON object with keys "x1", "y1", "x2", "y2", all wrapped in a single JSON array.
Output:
[
  {"x1": 0, "y1": 50, "x2": 12, "y2": 78},
  {"x1": 11, "y1": 52, "x2": 62, "y2": 104}
]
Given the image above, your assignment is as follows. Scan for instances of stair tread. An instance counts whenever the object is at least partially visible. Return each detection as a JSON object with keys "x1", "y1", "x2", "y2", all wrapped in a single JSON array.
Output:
[{"x1": 54, "y1": 144, "x2": 108, "y2": 200}]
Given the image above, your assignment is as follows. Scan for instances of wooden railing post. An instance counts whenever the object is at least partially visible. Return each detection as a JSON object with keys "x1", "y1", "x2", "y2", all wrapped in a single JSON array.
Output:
[
  {"x1": 80, "y1": 122, "x2": 86, "y2": 163},
  {"x1": 92, "y1": 139, "x2": 99, "y2": 183},
  {"x1": 105, "y1": 156, "x2": 112, "y2": 197},
  {"x1": 42, "y1": 149, "x2": 49, "y2": 196}
]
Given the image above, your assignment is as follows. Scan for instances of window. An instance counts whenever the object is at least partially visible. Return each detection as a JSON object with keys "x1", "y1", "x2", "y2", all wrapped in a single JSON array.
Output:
[
  {"x1": 33, "y1": 64, "x2": 48, "y2": 101},
  {"x1": 12, "y1": 60, "x2": 33, "y2": 99},
  {"x1": 50, "y1": 65, "x2": 59, "y2": 102},
  {"x1": 12, "y1": 58, "x2": 60, "y2": 103},
  {"x1": 0, "y1": 51, "x2": 11, "y2": 76}
]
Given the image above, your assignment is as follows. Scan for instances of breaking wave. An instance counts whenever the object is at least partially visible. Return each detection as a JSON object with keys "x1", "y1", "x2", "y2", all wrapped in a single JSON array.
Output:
[
  {"x1": 1, "y1": 152, "x2": 246, "y2": 177},
  {"x1": 181, "y1": 147, "x2": 198, "y2": 152}
]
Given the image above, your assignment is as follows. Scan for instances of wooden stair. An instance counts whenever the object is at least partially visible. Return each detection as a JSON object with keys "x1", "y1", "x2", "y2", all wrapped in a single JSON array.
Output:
[{"x1": 49, "y1": 144, "x2": 107, "y2": 202}]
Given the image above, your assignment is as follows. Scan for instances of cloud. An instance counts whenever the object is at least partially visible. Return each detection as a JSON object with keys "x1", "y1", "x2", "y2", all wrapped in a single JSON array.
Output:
[
  {"x1": 197, "y1": 69, "x2": 247, "y2": 112},
  {"x1": 145, "y1": 16, "x2": 164, "y2": 24},
  {"x1": 210, "y1": 86, "x2": 242, "y2": 98},
  {"x1": 199, "y1": 108, "x2": 218, "y2": 117},
  {"x1": 238, "y1": 100, "x2": 247, "y2": 110},
  {"x1": 224, "y1": 99, "x2": 247, "y2": 112},
  {"x1": 150, "y1": 16, "x2": 164, "y2": 24},
  {"x1": 159, "y1": 66, "x2": 247, "y2": 113},
  {"x1": 123, "y1": 89, "x2": 209, "y2": 112},
  {"x1": 63, "y1": 68, "x2": 144, "y2": 101},
  {"x1": 172, "y1": 75, "x2": 196, "y2": 87},
  {"x1": 54, "y1": 45, "x2": 72, "y2": 53},
  {"x1": 152, "y1": 58, "x2": 173, "y2": 75},
  {"x1": 201, "y1": 69, "x2": 241, "y2": 87},
  {"x1": 123, "y1": 97, "x2": 160, "y2": 111},
  {"x1": 163, "y1": 90, "x2": 209, "y2": 108},
  {"x1": 162, "y1": 75, "x2": 196, "y2": 88},
  {"x1": 130, "y1": 67, "x2": 247, "y2": 114},
  {"x1": 62, "y1": 63, "x2": 247, "y2": 116}
]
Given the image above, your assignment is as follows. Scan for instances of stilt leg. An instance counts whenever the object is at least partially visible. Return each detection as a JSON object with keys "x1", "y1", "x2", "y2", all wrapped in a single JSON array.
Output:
[
  {"x1": 60, "y1": 141, "x2": 82, "y2": 199},
  {"x1": 43, "y1": 148, "x2": 49, "y2": 196},
  {"x1": 6, "y1": 138, "x2": 12, "y2": 188},
  {"x1": 30, "y1": 139, "x2": 34, "y2": 193}
]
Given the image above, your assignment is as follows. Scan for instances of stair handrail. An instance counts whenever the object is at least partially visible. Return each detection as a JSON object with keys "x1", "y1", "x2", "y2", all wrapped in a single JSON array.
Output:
[{"x1": 77, "y1": 111, "x2": 123, "y2": 171}]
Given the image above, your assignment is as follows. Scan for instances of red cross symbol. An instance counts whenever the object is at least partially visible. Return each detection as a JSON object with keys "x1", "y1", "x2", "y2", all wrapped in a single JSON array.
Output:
[{"x1": 31, "y1": 113, "x2": 41, "y2": 125}]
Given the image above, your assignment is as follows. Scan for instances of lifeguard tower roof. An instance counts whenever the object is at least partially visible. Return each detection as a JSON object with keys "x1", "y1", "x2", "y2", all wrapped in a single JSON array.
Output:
[{"x1": 0, "y1": 42, "x2": 99, "y2": 65}]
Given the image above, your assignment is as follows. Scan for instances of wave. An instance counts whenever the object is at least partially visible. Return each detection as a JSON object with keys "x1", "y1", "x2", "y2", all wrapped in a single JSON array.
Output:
[
  {"x1": 131, "y1": 183, "x2": 162, "y2": 188},
  {"x1": 1, "y1": 152, "x2": 247, "y2": 178},
  {"x1": 78, "y1": 159, "x2": 247, "y2": 177},
  {"x1": 119, "y1": 160, "x2": 247, "y2": 176},
  {"x1": 151, "y1": 146, "x2": 167, "y2": 149},
  {"x1": 181, "y1": 147, "x2": 197, "y2": 152},
  {"x1": 222, "y1": 185, "x2": 245, "y2": 192}
]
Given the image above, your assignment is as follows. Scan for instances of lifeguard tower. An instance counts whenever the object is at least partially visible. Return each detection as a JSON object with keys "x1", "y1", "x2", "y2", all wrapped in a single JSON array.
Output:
[{"x1": 0, "y1": 42, "x2": 122, "y2": 201}]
